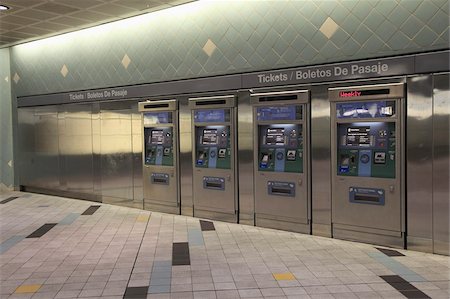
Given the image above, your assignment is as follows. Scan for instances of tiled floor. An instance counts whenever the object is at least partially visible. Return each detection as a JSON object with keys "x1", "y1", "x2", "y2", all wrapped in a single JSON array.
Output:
[{"x1": 0, "y1": 192, "x2": 449, "y2": 299}]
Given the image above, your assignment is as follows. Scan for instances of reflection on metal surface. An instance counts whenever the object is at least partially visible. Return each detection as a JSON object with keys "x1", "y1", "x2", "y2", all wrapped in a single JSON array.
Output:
[
  {"x1": 100, "y1": 102, "x2": 134, "y2": 206},
  {"x1": 311, "y1": 85, "x2": 332, "y2": 237},
  {"x1": 179, "y1": 97, "x2": 193, "y2": 216},
  {"x1": 237, "y1": 91, "x2": 254, "y2": 225},
  {"x1": 406, "y1": 75, "x2": 433, "y2": 253},
  {"x1": 433, "y1": 73, "x2": 450, "y2": 255}
]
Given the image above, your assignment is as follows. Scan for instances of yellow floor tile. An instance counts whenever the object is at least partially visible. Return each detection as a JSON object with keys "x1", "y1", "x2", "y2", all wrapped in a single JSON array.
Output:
[
  {"x1": 273, "y1": 273, "x2": 295, "y2": 281},
  {"x1": 15, "y1": 284, "x2": 41, "y2": 293},
  {"x1": 137, "y1": 215, "x2": 150, "y2": 222}
]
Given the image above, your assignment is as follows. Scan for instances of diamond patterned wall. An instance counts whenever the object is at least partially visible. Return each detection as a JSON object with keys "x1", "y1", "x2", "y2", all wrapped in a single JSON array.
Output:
[
  {"x1": 0, "y1": 48, "x2": 13, "y2": 189},
  {"x1": 9, "y1": 0, "x2": 450, "y2": 97}
]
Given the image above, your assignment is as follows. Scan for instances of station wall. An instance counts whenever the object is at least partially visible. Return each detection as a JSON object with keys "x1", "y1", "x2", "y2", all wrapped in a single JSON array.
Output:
[{"x1": 9, "y1": 0, "x2": 449, "y2": 97}]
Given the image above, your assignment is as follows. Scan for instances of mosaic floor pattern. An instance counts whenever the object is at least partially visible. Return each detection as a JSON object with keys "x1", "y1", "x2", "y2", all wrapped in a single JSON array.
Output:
[{"x1": 0, "y1": 192, "x2": 449, "y2": 299}]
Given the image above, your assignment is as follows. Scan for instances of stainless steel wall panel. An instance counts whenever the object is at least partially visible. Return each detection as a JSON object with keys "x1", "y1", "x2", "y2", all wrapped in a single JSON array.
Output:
[
  {"x1": 33, "y1": 106, "x2": 60, "y2": 190},
  {"x1": 179, "y1": 97, "x2": 193, "y2": 216},
  {"x1": 131, "y1": 102, "x2": 143, "y2": 209},
  {"x1": 433, "y1": 73, "x2": 450, "y2": 255},
  {"x1": 99, "y1": 101, "x2": 135, "y2": 207},
  {"x1": 17, "y1": 107, "x2": 35, "y2": 187},
  {"x1": 310, "y1": 85, "x2": 332, "y2": 237},
  {"x1": 237, "y1": 90, "x2": 254, "y2": 225},
  {"x1": 406, "y1": 75, "x2": 433, "y2": 253},
  {"x1": 60, "y1": 104, "x2": 95, "y2": 195},
  {"x1": 92, "y1": 103, "x2": 102, "y2": 197}
]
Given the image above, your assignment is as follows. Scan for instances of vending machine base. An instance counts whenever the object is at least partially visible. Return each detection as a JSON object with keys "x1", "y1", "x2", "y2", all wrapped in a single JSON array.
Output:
[
  {"x1": 333, "y1": 223, "x2": 405, "y2": 249},
  {"x1": 256, "y1": 216, "x2": 310, "y2": 234}
]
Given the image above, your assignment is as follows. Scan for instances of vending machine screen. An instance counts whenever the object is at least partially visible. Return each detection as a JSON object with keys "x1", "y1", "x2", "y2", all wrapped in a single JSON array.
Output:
[{"x1": 337, "y1": 122, "x2": 395, "y2": 178}]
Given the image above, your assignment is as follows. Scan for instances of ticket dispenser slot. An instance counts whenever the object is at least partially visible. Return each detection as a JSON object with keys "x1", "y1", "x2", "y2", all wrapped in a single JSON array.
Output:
[
  {"x1": 330, "y1": 83, "x2": 404, "y2": 248},
  {"x1": 139, "y1": 100, "x2": 180, "y2": 214},
  {"x1": 251, "y1": 90, "x2": 310, "y2": 233},
  {"x1": 189, "y1": 96, "x2": 237, "y2": 222}
]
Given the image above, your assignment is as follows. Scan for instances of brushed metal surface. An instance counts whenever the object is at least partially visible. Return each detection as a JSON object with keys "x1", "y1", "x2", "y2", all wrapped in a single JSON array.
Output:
[
  {"x1": 432, "y1": 73, "x2": 450, "y2": 255},
  {"x1": 179, "y1": 97, "x2": 193, "y2": 216},
  {"x1": 99, "y1": 101, "x2": 134, "y2": 207},
  {"x1": 17, "y1": 107, "x2": 35, "y2": 187},
  {"x1": 406, "y1": 75, "x2": 433, "y2": 252},
  {"x1": 92, "y1": 103, "x2": 102, "y2": 197},
  {"x1": 59, "y1": 104, "x2": 94, "y2": 195},
  {"x1": 310, "y1": 85, "x2": 332, "y2": 236},
  {"x1": 131, "y1": 102, "x2": 143, "y2": 209},
  {"x1": 237, "y1": 90, "x2": 254, "y2": 224},
  {"x1": 33, "y1": 106, "x2": 60, "y2": 190}
]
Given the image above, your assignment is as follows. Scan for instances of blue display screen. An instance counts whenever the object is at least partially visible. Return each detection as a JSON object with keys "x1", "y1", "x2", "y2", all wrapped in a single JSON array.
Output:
[
  {"x1": 144, "y1": 112, "x2": 171, "y2": 124},
  {"x1": 336, "y1": 101, "x2": 395, "y2": 119},
  {"x1": 194, "y1": 109, "x2": 228, "y2": 123},
  {"x1": 256, "y1": 105, "x2": 301, "y2": 121}
]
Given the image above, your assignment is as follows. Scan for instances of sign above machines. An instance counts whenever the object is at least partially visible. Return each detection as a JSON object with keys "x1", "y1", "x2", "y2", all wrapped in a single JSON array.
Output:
[{"x1": 242, "y1": 56, "x2": 414, "y2": 88}]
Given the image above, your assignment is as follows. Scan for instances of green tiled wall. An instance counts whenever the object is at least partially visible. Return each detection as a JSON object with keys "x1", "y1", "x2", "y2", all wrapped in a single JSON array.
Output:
[
  {"x1": 9, "y1": 0, "x2": 450, "y2": 97},
  {"x1": 0, "y1": 48, "x2": 13, "y2": 190}
]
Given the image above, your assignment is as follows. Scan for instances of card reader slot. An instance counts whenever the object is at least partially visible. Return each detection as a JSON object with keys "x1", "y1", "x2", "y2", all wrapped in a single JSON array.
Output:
[
  {"x1": 205, "y1": 181, "x2": 223, "y2": 189},
  {"x1": 271, "y1": 187, "x2": 293, "y2": 195},
  {"x1": 354, "y1": 194, "x2": 380, "y2": 202}
]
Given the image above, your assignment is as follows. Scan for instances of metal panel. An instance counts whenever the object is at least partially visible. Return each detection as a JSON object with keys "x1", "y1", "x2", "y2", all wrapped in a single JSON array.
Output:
[
  {"x1": 179, "y1": 97, "x2": 193, "y2": 216},
  {"x1": 99, "y1": 101, "x2": 135, "y2": 207},
  {"x1": 433, "y1": 73, "x2": 450, "y2": 255},
  {"x1": 237, "y1": 90, "x2": 254, "y2": 225},
  {"x1": 59, "y1": 104, "x2": 94, "y2": 196},
  {"x1": 17, "y1": 107, "x2": 35, "y2": 187},
  {"x1": 406, "y1": 75, "x2": 433, "y2": 253},
  {"x1": 311, "y1": 85, "x2": 332, "y2": 237},
  {"x1": 32, "y1": 106, "x2": 60, "y2": 190},
  {"x1": 131, "y1": 102, "x2": 143, "y2": 209}
]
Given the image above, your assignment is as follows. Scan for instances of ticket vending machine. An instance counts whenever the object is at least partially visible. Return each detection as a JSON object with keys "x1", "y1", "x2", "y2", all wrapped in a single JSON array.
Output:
[
  {"x1": 251, "y1": 90, "x2": 310, "y2": 233},
  {"x1": 189, "y1": 96, "x2": 237, "y2": 222},
  {"x1": 138, "y1": 100, "x2": 180, "y2": 214},
  {"x1": 330, "y1": 83, "x2": 405, "y2": 247}
]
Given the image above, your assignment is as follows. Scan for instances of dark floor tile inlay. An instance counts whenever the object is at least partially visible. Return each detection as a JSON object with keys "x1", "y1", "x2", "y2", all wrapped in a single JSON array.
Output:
[
  {"x1": 0, "y1": 196, "x2": 19, "y2": 204},
  {"x1": 81, "y1": 205, "x2": 101, "y2": 215},
  {"x1": 123, "y1": 286, "x2": 148, "y2": 299},
  {"x1": 380, "y1": 275, "x2": 430, "y2": 299},
  {"x1": 172, "y1": 242, "x2": 190, "y2": 266},
  {"x1": 26, "y1": 223, "x2": 57, "y2": 238},
  {"x1": 376, "y1": 247, "x2": 405, "y2": 256},
  {"x1": 200, "y1": 220, "x2": 215, "y2": 231},
  {"x1": 400, "y1": 290, "x2": 431, "y2": 299}
]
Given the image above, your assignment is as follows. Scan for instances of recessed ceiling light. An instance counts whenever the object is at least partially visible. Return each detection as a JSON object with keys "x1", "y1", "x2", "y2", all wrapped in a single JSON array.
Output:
[{"x1": 0, "y1": 4, "x2": 10, "y2": 10}]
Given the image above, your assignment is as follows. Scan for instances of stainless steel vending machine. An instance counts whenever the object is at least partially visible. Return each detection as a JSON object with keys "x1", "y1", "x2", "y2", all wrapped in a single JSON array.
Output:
[
  {"x1": 189, "y1": 95, "x2": 238, "y2": 222},
  {"x1": 330, "y1": 83, "x2": 405, "y2": 247},
  {"x1": 251, "y1": 90, "x2": 310, "y2": 233},
  {"x1": 139, "y1": 100, "x2": 180, "y2": 214}
]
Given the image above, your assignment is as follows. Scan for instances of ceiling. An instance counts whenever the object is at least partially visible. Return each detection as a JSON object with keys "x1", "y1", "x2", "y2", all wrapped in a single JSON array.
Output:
[{"x1": 0, "y1": 0, "x2": 195, "y2": 48}]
